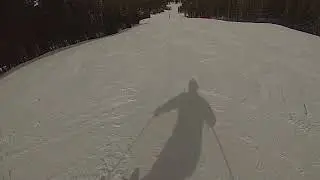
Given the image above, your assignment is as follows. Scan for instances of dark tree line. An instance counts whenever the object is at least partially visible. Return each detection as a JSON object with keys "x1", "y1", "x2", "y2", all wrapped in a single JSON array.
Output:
[
  {"x1": 0, "y1": 0, "x2": 171, "y2": 74},
  {"x1": 178, "y1": 0, "x2": 320, "y2": 35},
  {"x1": 1, "y1": 1, "x2": 319, "y2": 75}
]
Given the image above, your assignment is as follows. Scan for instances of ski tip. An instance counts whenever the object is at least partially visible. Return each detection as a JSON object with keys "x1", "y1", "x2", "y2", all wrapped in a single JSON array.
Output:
[{"x1": 129, "y1": 168, "x2": 140, "y2": 180}]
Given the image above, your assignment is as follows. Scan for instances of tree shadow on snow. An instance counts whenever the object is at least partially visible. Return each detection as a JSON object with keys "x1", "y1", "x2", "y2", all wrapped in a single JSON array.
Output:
[{"x1": 129, "y1": 78, "x2": 216, "y2": 180}]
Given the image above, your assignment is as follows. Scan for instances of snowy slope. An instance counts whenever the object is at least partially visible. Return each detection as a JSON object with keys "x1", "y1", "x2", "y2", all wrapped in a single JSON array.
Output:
[{"x1": 1, "y1": 4, "x2": 320, "y2": 180}]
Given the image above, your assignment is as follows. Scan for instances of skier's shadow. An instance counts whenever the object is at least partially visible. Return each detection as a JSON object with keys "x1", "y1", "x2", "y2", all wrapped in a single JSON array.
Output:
[{"x1": 129, "y1": 79, "x2": 216, "y2": 180}]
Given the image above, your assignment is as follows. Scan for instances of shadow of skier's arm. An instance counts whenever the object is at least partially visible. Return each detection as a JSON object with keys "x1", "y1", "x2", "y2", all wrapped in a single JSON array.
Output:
[
  {"x1": 204, "y1": 100, "x2": 216, "y2": 128},
  {"x1": 153, "y1": 93, "x2": 183, "y2": 117}
]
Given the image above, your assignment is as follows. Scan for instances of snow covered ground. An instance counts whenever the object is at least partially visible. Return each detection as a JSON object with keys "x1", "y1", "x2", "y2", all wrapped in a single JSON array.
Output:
[{"x1": 1, "y1": 4, "x2": 320, "y2": 180}]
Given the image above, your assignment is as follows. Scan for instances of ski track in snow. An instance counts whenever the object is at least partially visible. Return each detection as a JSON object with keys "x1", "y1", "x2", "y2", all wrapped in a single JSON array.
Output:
[{"x1": 1, "y1": 4, "x2": 320, "y2": 180}]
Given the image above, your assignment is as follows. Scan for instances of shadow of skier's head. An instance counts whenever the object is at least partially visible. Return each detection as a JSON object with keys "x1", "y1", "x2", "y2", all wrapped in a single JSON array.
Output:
[{"x1": 188, "y1": 78, "x2": 199, "y2": 94}]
